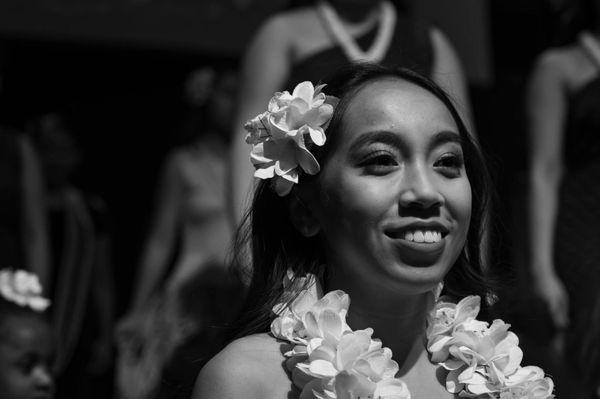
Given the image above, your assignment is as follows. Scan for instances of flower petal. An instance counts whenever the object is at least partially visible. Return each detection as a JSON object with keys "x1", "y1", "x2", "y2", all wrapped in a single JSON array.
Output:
[
  {"x1": 446, "y1": 367, "x2": 466, "y2": 393},
  {"x1": 307, "y1": 126, "x2": 327, "y2": 146},
  {"x1": 263, "y1": 139, "x2": 298, "y2": 171},
  {"x1": 313, "y1": 104, "x2": 334, "y2": 129},
  {"x1": 455, "y1": 296, "x2": 481, "y2": 321},
  {"x1": 296, "y1": 146, "x2": 320, "y2": 175},
  {"x1": 292, "y1": 81, "x2": 316, "y2": 104},
  {"x1": 373, "y1": 378, "x2": 411, "y2": 399},
  {"x1": 298, "y1": 377, "x2": 323, "y2": 399},
  {"x1": 309, "y1": 359, "x2": 338, "y2": 378},
  {"x1": 336, "y1": 330, "x2": 371, "y2": 370},
  {"x1": 249, "y1": 143, "x2": 271, "y2": 163},
  {"x1": 309, "y1": 342, "x2": 336, "y2": 363},
  {"x1": 319, "y1": 309, "x2": 344, "y2": 343},
  {"x1": 304, "y1": 310, "x2": 321, "y2": 338},
  {"x1": 334, "y1": 371, "x2": 376, "y2": 399},
  {"x1": 254, "y1": 165, "x2": 275, "y2": 179}
]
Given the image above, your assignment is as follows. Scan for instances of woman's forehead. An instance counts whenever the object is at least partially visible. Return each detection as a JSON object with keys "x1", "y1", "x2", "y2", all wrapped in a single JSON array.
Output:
[{"x1": 339, "y1": 79, "x2": 457, "y2": 141}]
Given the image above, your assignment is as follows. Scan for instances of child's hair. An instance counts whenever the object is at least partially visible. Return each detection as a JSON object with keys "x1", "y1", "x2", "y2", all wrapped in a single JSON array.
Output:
[{"x1": 231, "y1": 63, "x2": 496, "y2": 339}]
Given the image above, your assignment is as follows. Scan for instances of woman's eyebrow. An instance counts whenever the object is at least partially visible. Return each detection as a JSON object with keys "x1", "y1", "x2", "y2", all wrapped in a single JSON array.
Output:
[
  {"x1": 348, "y1": 130, "x2": 406, "y2": 153},
  {"x1": 428, "y1": 130, "x2": 462, "y2": 151}
]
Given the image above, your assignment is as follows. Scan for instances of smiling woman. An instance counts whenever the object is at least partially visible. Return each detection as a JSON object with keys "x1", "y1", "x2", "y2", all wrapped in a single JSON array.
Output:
[{"x1": 193, "y1": 64, "x2": 554, "y2": 399}]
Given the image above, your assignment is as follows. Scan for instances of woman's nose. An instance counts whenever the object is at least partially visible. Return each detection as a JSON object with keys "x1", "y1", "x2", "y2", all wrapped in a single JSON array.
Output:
[{"x1": 398, "y1": 164, "x2": 443, "y2": 209}]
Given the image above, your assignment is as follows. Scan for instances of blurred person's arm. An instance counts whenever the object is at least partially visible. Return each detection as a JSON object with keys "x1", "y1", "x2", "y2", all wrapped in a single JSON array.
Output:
[
  {"x1": 19, "y1": 136, "x2": 50, "y2": 288},
  {"x1": 527, "y1": 51, "x2": 569, "y2": 329},
  {"x1": 130, "y1": 153, "x2": 183, "y2": 310},
  {"x1": 229, "y1": 15, "x2": 292, "y2": 228},
  {"x1": 430, "y1": 28, "x2": 475, "y2": 135}
]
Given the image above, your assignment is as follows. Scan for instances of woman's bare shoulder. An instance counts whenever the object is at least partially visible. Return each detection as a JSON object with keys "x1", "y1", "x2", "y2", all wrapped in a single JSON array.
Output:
[
  {"x1": 527, "y1": 47, "x2": 574, "y2": 90},
  {"x1": 537, "y1": 46, "x2": 572, "y2": 65},
  {"x1": 533, "y1": 45, "x2": 585, "y2": 77},
  {"x1": 192, "y1": 333, "x2": 294, "y2": 399}
]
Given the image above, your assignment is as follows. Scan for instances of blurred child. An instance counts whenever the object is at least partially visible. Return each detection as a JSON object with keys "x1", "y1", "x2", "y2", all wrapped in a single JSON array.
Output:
[{"x1": 0, "y1": 269, "x2": 54, "y2": 399}]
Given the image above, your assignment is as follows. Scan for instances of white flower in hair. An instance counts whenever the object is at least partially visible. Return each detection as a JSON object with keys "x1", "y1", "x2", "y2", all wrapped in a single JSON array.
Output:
[
  {"x1": 0, "y1": 269, "x2": 50, "y2": 312},
  {"x1": 245, "y1": 81, "x2": 338, "y2": 196}
]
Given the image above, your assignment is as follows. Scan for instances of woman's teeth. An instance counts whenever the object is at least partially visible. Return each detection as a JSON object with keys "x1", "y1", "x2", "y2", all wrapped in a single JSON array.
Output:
[{"x1": 403, "y1": 230, "x2": 442, "y2": 243}]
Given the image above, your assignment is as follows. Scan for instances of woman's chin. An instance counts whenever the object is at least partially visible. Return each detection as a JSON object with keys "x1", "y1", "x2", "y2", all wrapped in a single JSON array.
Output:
[{"x1": 379, "y1": 260, "x2": 451, "y2": 295}]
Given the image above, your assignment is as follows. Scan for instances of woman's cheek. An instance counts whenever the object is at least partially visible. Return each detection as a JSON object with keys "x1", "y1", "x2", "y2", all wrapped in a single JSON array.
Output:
[
  {"x1": 323, "y1": 174, "x2": 386, "y2": 216},
  {"x1": 447, "y1": 180, "x2": 472, "y2": 244}
]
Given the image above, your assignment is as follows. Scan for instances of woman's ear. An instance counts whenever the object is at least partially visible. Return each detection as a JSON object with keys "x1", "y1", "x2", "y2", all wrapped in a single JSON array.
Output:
[{"x1": 289, "y1": 193, "x2": 321, "y2": 237}]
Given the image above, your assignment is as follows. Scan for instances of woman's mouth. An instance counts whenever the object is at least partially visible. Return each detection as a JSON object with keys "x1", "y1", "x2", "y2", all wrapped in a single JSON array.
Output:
[
  {"x1": 400, "y1": 229, "x2": 443, "y2": 243},
  {"x1": 384, "y1": 224, "x2": 449, "y2": 266}
]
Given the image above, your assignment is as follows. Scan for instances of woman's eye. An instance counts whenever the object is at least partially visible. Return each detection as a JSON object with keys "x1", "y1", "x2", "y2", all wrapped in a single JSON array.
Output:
[
  {"x1": 434, "y1": 153, "x2": 464, "y2": 177},
  {"x1": 359, "y1": 152, "x2": 399, "y2": 174}
]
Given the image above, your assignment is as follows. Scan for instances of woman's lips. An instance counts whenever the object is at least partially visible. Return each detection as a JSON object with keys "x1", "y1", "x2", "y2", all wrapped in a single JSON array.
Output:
[{"x1": 385, "y1": 228, "x2": 447, "y2": 266}]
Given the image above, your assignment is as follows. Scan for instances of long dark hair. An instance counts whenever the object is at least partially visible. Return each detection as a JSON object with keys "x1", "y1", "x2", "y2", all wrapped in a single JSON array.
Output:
[{"x1": 232, "y1": 63, "x2": 495, "y2": 338}]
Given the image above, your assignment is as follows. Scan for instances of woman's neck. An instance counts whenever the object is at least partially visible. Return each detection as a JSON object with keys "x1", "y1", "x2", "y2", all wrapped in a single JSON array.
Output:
[{"x1": 325, "y1": 271, "x2": 434, "y2": 370}]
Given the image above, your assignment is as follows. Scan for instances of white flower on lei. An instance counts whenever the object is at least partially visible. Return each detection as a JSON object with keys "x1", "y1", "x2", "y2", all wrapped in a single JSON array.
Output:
[
  {"x1": 426, "y1": 296, "x2": 554, "y2": 398},
  {"x1": 499, "y1": 372, "x2": 555, "y2": 399},
  {"x1": 447, "y1": 365, "x2": 555, "y2": 398},
  {"x1": 244, "y1": 81, "x2": 338, "y2": 196},
  {"x1": 271, "y1": 273, "x2": 409, "y2": 399},
  {"x1": 0, "y1": 269, "x2": 50, "y2": 312},
  {"x1": 443, "y1": 319, "x2": 523, "y2": 395},
  {"x1": 427, "y1": 295, "x2": 481, "y2": 362},
  {"x1": 294, "y1": 329, "x2": 409, "y2": 399},
  {"x1": 270, "y1": 271, "x2": 325, "y2": 344}
]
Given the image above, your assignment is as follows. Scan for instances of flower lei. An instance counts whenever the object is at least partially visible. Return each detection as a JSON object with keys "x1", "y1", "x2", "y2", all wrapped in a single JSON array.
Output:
[
  {"x1": 244, "y1": 81, "x2": 338, "y2": 196},
  {"x1": 0, "y1": 269, "x2": 50, "y2": 312},
  {"x1": 270, "y1": 273, "x2": 554, "y2": 399}
]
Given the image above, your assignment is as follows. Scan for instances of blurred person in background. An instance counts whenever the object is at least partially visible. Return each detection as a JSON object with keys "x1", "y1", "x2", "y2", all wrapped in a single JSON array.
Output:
[
  {"x1": 527, "y1": 0, "x2": 600, "y2": 396},
  {"x1": 116, "y1": 68, "x2": 241, "y2": 399},
  {"x1": 229, "y1": 0, "x2": 474, "y2": 231},
  {"x1": 0, "y1": 269, "x2": 54, "y2": 399},
  {"x1": 29, "y1": 113, "x2": 115, "y2": 399},
  {"x1": 0, "y1": 55, "x2": 49, "y2": 283},
  {"x1": 0, "y1": 128, "x2": 49, "y2": 288}
]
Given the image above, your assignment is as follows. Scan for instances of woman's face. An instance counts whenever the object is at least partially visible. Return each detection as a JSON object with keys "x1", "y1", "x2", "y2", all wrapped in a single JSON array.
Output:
[
  {"x1": 311, "y1": 78, "x2": 471, "y2": 295},
  {"x1": 0, "y1": 316, "x2": 54, "y2": 399}
]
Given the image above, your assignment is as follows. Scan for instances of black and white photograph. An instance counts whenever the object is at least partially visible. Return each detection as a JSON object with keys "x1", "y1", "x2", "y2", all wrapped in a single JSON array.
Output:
[{"x1": 0, "y1": 1, "x2": 598, "y2": 398}]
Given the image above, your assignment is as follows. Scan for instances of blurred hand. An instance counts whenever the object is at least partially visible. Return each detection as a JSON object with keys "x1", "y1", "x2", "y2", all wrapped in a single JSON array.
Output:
[
  {"x1": 534, "y1": 270, "x2": 569, "y2": 330},
  {"x1": 115, "y1": 312, "x2": 144, "y2": 350}
]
